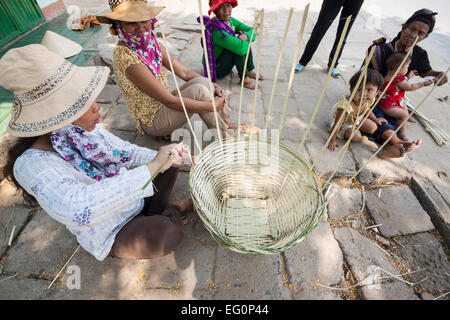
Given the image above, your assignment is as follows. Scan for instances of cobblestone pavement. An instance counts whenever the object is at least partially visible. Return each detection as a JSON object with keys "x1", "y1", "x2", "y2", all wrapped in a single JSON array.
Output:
[{"x1": 0, "y1": 0, "x2": 449, "y2": 300}]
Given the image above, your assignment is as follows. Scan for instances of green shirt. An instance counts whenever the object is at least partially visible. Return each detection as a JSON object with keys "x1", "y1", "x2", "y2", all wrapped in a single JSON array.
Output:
[{"x1": 210, "y1": 17, "x2": 256, "y2": 59}]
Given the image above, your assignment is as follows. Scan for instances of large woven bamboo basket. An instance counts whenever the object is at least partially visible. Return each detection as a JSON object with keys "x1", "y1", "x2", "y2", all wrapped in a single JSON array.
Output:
[{"x1": 189, "y1": 136, "x2": 325, "y2": 254}]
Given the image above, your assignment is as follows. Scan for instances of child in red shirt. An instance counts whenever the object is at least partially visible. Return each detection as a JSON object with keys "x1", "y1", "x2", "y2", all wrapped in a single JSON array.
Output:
[{"x1": 379, "y1": 52, "x2": 433, "y2": 141}]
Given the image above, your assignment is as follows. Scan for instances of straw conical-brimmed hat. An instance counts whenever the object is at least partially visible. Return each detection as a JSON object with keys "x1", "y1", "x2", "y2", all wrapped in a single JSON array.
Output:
[
  {"x1": 0, "y1": 44, "x2": 110, "y2": 137},
  {"x1": 41, "y1": 30, "x2": 83, "y2": 58},
  {"x1": 96, "y1": 0, "x2": 164, "y2": 24}
]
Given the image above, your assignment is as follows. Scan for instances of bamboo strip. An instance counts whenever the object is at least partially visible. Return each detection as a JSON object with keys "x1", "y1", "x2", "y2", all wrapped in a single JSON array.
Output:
[
  {"x1": 349, "y1": 68, "x2": 449, "y2": 181},
  {"x1": 276, "y1": 15, "x2": 352, "y2": 195},
  {"x1": 198, "y1": 0, "x2": 223, "y2": 145},
  {"x1": 250, "y1": 9, "x2": 265, "y2": 134},
  {"x1": 323, "y1": 37, "x2": 420, "y2": 187},
  {"x1": 237, "y1": 11, "x2": 261, "y2": 139},
  {"x1": 48, "y1": 245, "x2": 81, "y2": 289},
  {"x1": 406, "y1": 99, "x2": 448, "y2": 146},
  {"x1": 314, "y1": 46, "x2": 375, "y2": 164},
  {"x1": 296, "y1": 15, "x2": 352, "y2": 154},
  {"x1": 279, "y1": 4, "x2": 310, "y2": 136},
  {"x1": 264, "y1": 7, "x2": 294, "y2": 130},
  {"x1": 160, "y1": 32, "x2": 203, "y2": 154},
  {"x1": 318, "y1": 69, "x2": 448, "y2": 221}
]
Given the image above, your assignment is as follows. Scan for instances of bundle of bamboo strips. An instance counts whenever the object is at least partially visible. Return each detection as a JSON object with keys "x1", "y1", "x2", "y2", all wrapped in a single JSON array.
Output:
[{"x1": 406, "y1": 99, "x2": 449, "y2": 146}]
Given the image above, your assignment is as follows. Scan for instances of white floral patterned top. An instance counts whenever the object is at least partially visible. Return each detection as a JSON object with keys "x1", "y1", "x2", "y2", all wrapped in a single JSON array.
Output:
[{"x1": 13, "y1": 125, "x2": 157, "y2": 261}]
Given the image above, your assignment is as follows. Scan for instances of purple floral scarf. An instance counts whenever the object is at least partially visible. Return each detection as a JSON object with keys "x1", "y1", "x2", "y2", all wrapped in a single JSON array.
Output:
[
  {"x1": 197, "y1": 15, "x2": 235, "y2": 82},
  {"x1": 50, "y1": 125, "x2": 133, "y2": 181},
  {"x1": 116, "y1": 19, "x2": 163, "y2": 77}
]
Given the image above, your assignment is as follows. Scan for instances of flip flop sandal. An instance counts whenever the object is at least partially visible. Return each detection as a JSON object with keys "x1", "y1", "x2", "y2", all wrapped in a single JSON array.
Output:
[
  {"x1": 330, "y1": 68, "x2": 341, "y2": 78},
  {"x1": 239, "y1": 124, "x2": 260, "y2": 135},
  {"x1": 295, "y1": 64, "x2": 305, "y2": 74}
]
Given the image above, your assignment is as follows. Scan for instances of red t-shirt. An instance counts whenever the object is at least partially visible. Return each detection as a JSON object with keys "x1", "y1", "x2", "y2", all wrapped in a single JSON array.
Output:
[{"x1": 379, "y1": 75, "x2": 407, "y2": 109}]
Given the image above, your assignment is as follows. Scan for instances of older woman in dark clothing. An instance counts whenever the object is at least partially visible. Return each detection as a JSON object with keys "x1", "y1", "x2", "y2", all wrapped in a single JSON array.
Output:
[
  {"x1": 364, "y1": 8, "x2": 447, "y2": 158},
  {"x1": 368, "y1": 8, "x2": 447, "y2": 85}
]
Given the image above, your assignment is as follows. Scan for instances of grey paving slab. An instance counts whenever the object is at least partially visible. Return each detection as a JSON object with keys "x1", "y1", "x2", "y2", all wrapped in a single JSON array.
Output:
[
  {"x1": 307, "y1": 141, "x2": 356, "y2": 178},
  {"x1": 410, "y1": 176, "x2": 450, "y2": 248},
  {"x1": 284, "y1": 222, "x2": 343, "y2": 300},
  {"x1": 0, "y1": 207, "x2": 32, "y2": 258},
  {"x1": 53, "y1": 220, "x2": 214, "y2": 300},
  {"x1": 3, "y1": 210, "x2": 79, "y2": 277},
  {"x1": 213, "y1": 247, "x2": 289, "y2": 300},
  {"x1": 99, "y1": 104, "x2": 137, "y2": 132},
  {"x1": 0, "y1": 275, "x2": 52, "y2": 300},
  {"x1": 350, "y1": 138, "x2": 412, "y2": 184},
  {"x1": 365, "y1": 185, "x2": 435, "y2": 238},
  {"x1": 96, "y1": 84, "x2": 122, "y2": 104},
  {"x1": 227, "y1": 92, "x2": 264, "y2": 114},
  {"x1": 327, "y1": 188, "x2": 363, "y2": 220},
  {"x1": 393, "y1": 232, "x2": 450, "y2": 298},
  {"x1": 333, "y1": 227, "x2": 419, "y2": 300}
]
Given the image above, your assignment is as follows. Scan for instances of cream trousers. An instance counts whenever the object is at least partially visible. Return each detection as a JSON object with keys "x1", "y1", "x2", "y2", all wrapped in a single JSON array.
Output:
[{"x1": 142, "y1": 77, "x2": 231, "y2": 137}]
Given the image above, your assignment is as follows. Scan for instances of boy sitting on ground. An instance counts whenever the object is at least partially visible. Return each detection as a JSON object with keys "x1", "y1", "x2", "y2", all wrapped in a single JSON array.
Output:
[{"x1": 327, "y1": 69, "x2": 386, "y2": 151}]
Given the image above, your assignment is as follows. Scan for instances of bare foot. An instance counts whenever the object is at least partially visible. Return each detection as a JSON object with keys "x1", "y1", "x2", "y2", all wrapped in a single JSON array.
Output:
[
  {"x1": 397, "y1": 132, "x2": 409, "y2": 142},
  {"x1": 407, "y1": 117, "x2": 416, "y2": 123},
  {"x1": 242, "y1": 76, "x2": 256, "y2": 90},
  {"x1": 169, "y1": 197, "x2": 194, "y2": 225},
  {"x1": 248, "y1": 70, "x2": 264, "y2": 81},
  {"x1": 402, "y1": 139, "x2": 422, "y2": 153},
  {"x1": 378, "y1": 143, "x2": 406, "y2": 159}
]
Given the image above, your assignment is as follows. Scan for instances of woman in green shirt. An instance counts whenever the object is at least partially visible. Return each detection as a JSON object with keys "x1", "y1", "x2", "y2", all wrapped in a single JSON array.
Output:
[{"x1": 200, "y1": 0, "x2": 263, "y2": 90}]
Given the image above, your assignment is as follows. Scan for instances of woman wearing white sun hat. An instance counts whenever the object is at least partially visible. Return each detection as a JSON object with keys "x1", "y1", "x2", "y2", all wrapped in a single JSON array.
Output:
[{"x1": 0, "y1": 44, "x2": 194, "y2": 261}]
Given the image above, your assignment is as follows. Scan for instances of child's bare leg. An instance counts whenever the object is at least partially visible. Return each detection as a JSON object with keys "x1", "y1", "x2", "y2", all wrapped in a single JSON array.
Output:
[
  {"x1": 381, "y1": 129, "x2": 405, "y2": 146},
  {"x1": 403, "y1": 105, "x2": 416, "y2": 123},
  {"x1": 344, "y1": 128, "x2": 362, "y2": 142},
  {"x1": 381, "y1": 107, "x2": 409, "y2": 141},
  {"x1": 359, "y1": 118, "x2": 378, "y2": 135}
]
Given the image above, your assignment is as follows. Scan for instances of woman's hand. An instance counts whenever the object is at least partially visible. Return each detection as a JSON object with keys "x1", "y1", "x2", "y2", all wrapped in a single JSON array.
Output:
[
  {"x1": 433, "y1": 72, "x2": 448, "y2": 86},
  {"x1": 375, "y1": 117, "x2": 388, "y2": 126},
  {"x1": 213, "y1": 83, "x2": 224, "y2": 97},
  {"x1": 147, "y1": 143, "x2": 186, "y2": 175},
  {"x1": 237, "y1": 31, "x2": 249, "y2": 41},
  {"x1": 213, "y1": 95, "x2": 226, "y2": 111}
]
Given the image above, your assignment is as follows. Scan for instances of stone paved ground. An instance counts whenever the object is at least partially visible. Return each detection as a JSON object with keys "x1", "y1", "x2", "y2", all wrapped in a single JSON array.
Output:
[{"x1": 0, "y1": 0, "x2": 449, "y2": 300}]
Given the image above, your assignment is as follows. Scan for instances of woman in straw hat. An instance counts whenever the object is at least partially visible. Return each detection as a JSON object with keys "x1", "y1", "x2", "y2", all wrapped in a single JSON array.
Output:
[
  {"x1": 197, "y1": 0, "x2": 263, "y2": 90},
  {"x1": 0, "y1": 44, "x2": 194, "y2": 261},
  {"x1": 97, "y1": 0, "x2": 250, "y2": 141}
]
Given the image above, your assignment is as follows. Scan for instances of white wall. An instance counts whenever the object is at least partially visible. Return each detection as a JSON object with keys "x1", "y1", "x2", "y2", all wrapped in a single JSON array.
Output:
[{"x1": 36, "y1": 0, "x2": 59, "y2": 8}]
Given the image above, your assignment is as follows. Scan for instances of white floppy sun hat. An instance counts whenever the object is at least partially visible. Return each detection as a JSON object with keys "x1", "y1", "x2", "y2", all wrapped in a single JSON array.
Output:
[{"x1": 0, "y1": 44, "x2": 110, "y2": 137}]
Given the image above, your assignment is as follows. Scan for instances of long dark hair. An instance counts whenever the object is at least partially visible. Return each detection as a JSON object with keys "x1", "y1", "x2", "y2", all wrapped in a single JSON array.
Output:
[{"x1": 2, "y1": 137, "x2": 39, "y2": 206}]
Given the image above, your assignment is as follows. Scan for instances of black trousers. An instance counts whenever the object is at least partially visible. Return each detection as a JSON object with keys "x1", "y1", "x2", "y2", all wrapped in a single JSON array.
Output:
[{"x1": 299, "y1": 0, "x2": 364, "y2": 68}]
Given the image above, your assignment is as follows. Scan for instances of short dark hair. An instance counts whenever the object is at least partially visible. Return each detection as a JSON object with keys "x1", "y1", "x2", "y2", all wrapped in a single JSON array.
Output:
[
  {"x1": 349, "y1": 68, "x2": 384, "y2": 90},
  {"x1": 386, "y1": 52, "x2": 411, "y2": 71}
]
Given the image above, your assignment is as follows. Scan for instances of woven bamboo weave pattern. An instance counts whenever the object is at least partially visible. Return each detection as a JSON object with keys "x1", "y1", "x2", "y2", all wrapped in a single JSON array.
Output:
[{"x1": 189, "y1": 137, "x2": 325, "y2": 254}]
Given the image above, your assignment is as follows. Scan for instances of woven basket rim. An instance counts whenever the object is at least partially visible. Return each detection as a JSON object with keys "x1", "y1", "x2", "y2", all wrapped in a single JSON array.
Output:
[{"x1": 189, "y1": 136, "x2": 325, "y2": 254}]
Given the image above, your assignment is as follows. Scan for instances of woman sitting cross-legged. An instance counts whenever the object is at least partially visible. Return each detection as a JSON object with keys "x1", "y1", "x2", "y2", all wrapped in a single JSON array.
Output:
[
  {"x1": 96, "y1": 0, "x2": 252, "y2": 141},
  {"x1": 0, "y1": 44, "x2": 194, "y2": 261},
  {"x1": 198, "y1": 0, "x2": 263, "y2": 90}
]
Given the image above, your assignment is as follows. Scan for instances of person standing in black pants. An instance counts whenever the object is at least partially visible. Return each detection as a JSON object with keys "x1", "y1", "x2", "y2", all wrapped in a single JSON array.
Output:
[{"x1": 295, "y1": 0, "x2": 364, "y2": 78}]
